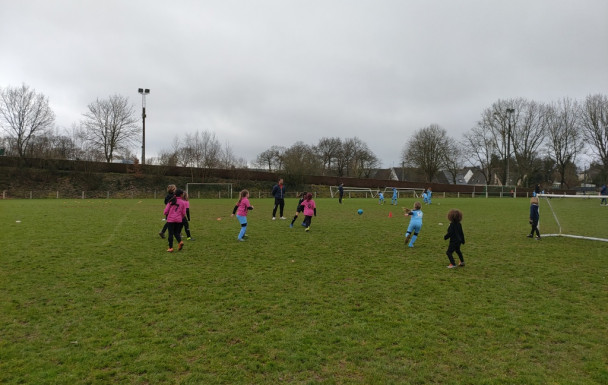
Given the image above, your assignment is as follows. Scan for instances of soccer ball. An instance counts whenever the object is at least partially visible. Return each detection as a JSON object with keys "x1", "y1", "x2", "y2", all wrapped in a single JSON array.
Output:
[{"x1": 357, "y1": 209, "x2": 363, "y2": 215}]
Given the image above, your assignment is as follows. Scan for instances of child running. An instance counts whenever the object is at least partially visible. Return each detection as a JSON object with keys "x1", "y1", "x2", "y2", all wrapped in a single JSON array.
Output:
[
  {"x1": 290, "y1": 192, "x2": 307, "y2": 228},
  {"x1": 231, "y1": 189, "x2": 254, "y2": 241},
  {"x1": 159, "y1": 184, "x2": 176, "y2": 238},
  {"x1": 527, "y1": 196, "x2": 541, "y2": 240},
  {"x1": 391, "y1": 187, "x2": 398, "y2": 205},
  {"x1": 163, "y1": 189, "x2": 186, "y2": 252},
  {"x1": 444, "y1": 209, "x2": 465, "y2": 268},
  {"x1": 302, "y1": 193, "x2": 317, "y2": 232},
  {"x1": 181, "y1": 191, "x2": 194, "y2": 240},
  {"x1": 403, "y1": 201, "x2": 423, "y2": 248}
]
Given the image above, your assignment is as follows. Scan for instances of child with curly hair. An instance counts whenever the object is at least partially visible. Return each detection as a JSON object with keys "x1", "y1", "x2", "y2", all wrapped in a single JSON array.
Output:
[{"x1": 444, "y1": 209, "x2": 465, "y2": 268}]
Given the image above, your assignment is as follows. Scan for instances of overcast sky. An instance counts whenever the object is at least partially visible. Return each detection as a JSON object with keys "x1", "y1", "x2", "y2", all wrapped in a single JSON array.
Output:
[{"x1": 2, "y1": 0, "x2": 607, "y2": 167}]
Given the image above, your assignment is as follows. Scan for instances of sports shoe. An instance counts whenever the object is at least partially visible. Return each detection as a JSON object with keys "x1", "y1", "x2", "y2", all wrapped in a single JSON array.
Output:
[
  {"x1": 238, "y1": 238, "x2": 245, "y2": 242},
  {"x1": 272, "y1": 217, "x2": 276, "y2": 220},
  {"x1": 447, "y1": 264, "x2": 456, "y2": 269},
  {"x1": 159, "y1": 232, "x2": 165, "y2": 239},
  {"x1": 536, "y1": 236, "x2": 541, "y2": 240},
  {"x1": 458, "y1": 262, "x2": 465, "y2": 267},
  {"x1": 526, "y1": 234, "x2": 533, "y2": 238},
  {"x1": 305, "y1": 227, "x2": 310, "y2": 232},
  {"x1": 187, "y1": 237, "x2": 194, "y2": 241},
  {"x1": 280, "y1": 217, "x2": 286, "y2": 220},
  {"x1": 178, "y1": 241, "x2": 184, "y2": 251},
  {"x1": 166, "y1": 248, "x2": 173, "y2": 252}
]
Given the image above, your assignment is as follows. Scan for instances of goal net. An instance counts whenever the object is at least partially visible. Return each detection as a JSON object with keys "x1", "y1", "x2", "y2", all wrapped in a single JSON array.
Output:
[
  {"x1": 382, "y1": 187, "x2": 423, "y2": 198},
  {"x1": 186, "y1": 183, "x2": 233, "y2": 199},
  {"x1": 538, "y1": 193, "x2": 608, "y2": 242},
  {"x1": 329, "y1": 186, "x2": 377, "y2": 198}
]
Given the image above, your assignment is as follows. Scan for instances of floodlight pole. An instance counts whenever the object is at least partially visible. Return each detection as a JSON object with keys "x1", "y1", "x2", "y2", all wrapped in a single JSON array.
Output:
[
  {"x1": 505, "y1": 108, "x2": 515, "y2": 186},
  {"x1": 138, "y1": 88, "x2": 150, "y2": 165}
]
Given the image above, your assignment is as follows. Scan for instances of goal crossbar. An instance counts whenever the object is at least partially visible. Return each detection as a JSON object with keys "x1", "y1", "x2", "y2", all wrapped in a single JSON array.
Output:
[
  {"x1": 186, "y1": 183, "x2": 233, "y2": 199},
  {"x1": 330, "y1": 186, "x2": 377, "y2": 198}
]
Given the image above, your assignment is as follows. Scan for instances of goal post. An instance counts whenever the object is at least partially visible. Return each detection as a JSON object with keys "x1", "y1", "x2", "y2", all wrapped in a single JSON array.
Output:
[
  {"x1": 329, "y1": 186, "x2": 377, "y2": 198},
  {"x1": 186, "y1": 183, "x2": 233, "y2": 199},
  {"x1": 537, "y1": 193, "x2": 608, "y2": 242},
  {"x1": 382, "y1": 187, "x2": 423, "y2": 198}
]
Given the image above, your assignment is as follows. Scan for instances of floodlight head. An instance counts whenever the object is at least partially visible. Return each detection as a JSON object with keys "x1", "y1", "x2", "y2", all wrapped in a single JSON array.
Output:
[
  {"x1": 144, "y1": 89, "x2": 150, "y2": 94},
  {"x1": 138, "y1": 88, "x2": 144, "y2": 94}
]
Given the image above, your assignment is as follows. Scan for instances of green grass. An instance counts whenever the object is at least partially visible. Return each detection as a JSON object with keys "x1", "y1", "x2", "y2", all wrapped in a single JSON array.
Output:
[{"x1": 1, "y1": 197, "x2": 607, "y2": 384}]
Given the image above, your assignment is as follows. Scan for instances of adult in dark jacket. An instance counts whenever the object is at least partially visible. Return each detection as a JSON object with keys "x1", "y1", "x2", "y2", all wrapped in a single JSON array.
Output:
[{"x1": 271, "y1": 178, "x2": 286, "y2": 220}]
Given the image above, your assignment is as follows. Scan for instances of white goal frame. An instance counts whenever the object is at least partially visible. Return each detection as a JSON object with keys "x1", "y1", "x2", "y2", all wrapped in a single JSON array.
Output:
[
  {"x1": 186, "y1": 183, "x2": 233, "y2": 199},
  {"x1": 330, "y1": 186, "x2": 377, "y2": 198},
  {"x1": 382, "y1": 187, "x2": 423, "y2": 198},
  {"x1": 538, "y1": 193, "x2": 608, "y2": 242}
]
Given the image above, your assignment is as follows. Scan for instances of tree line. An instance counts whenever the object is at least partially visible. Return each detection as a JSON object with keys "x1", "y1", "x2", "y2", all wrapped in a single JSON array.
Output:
[{"x1": 1, "y1": 83, "x2": 606, "y2": 188}]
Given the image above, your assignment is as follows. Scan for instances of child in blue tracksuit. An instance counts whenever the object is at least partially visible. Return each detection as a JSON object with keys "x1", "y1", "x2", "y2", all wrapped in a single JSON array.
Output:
[
  {"x1": 378, "y1": 192, "x2": 385, "y2": 205},
  {"x1": 527, "y1": 196, "x2": 541, "y2": 239},
  {"x1": 391, "y1": 188, "x2": 398, "y2": 205},
  {"x1": 404, "y1": 201, "x2": 423, "y2": 248}
]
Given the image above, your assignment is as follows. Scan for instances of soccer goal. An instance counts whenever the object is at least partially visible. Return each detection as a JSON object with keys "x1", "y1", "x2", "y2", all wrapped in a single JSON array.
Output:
[
  {"x1": 330, "y1": 186, "x2": 377, "y2": 198},
  {"x1": 537, "y1": 193, "x2": 608, "y2": 242},
  {"x1": 382, "y1": 187, "x2": 423, "y2": 198},
  {"x1": 186, "y1": 183, "x2": 233, "y2": 199}
]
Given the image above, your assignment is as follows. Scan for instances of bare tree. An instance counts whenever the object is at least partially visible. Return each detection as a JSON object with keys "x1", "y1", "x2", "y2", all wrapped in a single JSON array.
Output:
[
  {"x1": 315, "y1": 137, "x2": 342, "y2": 175},
  {"x1": 81, "y1": 95, "x2": 140, "y2": 162},
  {"x1": 0, "y1": 84, "x2": 55, "y2": 158},
  {"x1": 509, "y1": 99, "x2": 547, "y2": 187},
  {"x1": 402, "y1": 124, "x2": 449, "y2": 183},
  {"x1": 282, "y1": 141, "x2": 322, "y2": 178},
  {"x1": 443, "y1": 139, "x2": 465, "y2": 184},
  {"x1": 462, "y1": 125, "x2": 495, "y2": 184},
  {"x1": 545, "y1": 98, "x2": 584, "y2": 188},
  {"x1": 254, "y1": 145, "x2": 285, "y2": 171},
  {"x1": 580, "y1": 94, "x2": 608, "y2": 176}
]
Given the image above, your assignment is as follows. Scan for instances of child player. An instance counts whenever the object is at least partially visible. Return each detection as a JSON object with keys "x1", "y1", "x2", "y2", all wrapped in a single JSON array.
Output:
[
  {"x1": 444, "y1": 209, "x2": 466, "y2": 268},
  {"x1": 231, "y1": 189, "x2": 254, "y2": 241},
  {"x1": 391, "y1": 187, "x2": 398, "y2": 205},
  {"x1": 163, "y1": 189, "x2": 186, "y2": 252},
  {"x1": 159, "y1": 184, "x2": 176, "y2": 238},
  {"x1": 403, "y1": 201, "x2": 423, "y2": 248},
  {"x1": 181, "y1": 191, "x2": 193, "y2": 240},
  {"x1": 290, "y1": 192, "x2": 307, "y2": 228},
  {"x1": 527, "y1": 196, "x2": 541, "y2": 240},
  {"x1": 378, "y1": 191, "x2": 385, "y2": 205},
  {"x1": 302, "y1": 193, "x2": 317, "y2": 232}
]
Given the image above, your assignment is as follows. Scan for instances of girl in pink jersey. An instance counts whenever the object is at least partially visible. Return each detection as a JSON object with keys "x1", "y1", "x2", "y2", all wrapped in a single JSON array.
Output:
[
  {"x1": 231, "y1": 189, "x2": 254, "y2": 241},
  {"x1": 163, "y1": 189, "x2": 187, "y2": 252},
  {"x1": 302, "y1": 193, "x2": 317, "y2": 232},
  {"x1": 181, "y1": 191, "x2": 193, "y2": 240}
]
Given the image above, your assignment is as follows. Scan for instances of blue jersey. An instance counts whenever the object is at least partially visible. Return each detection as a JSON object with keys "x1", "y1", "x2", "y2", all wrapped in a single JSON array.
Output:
[
  {"x1": 406, "y1": 209, "x2": 423, "y2": 233},
  {"x1": 392, "y1": 189, "x2": 397, "y2": 198}
]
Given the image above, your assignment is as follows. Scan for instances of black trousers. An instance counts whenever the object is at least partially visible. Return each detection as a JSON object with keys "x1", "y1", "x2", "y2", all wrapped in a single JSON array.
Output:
[
  {"x1": 273, "y1": 198, "x2": 285, "y2": 217},
  {"x1": 167, "y1": 222, "x2": 183, "y2": 248},
  {"x1": 446, "y1": 243, "x2": 464, "y2": 265},
  {"x1": 530, "y1": 220, "x2": 540, "y2": 237}
]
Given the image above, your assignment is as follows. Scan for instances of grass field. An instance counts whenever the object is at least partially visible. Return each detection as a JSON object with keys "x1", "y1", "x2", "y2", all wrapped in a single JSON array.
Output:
[{"x1": 1, "y1": 196, "x2": 607, "y2": 384}]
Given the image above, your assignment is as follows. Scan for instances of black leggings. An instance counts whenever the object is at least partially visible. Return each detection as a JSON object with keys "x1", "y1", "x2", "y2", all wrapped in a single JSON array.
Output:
[
  {"x1": 530, "y1": 221, "x2": 540, "y2": 237},
  {"x1": 167, "y1": 222, "x2": 183, "y2": 248},
  {"x1": 446, "y1": 243, "x2": 464, "y2": 265}
]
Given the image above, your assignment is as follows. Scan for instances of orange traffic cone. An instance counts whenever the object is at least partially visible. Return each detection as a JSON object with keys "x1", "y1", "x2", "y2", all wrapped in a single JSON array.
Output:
[{"x1": 388, "y1": 212, "x2": 393, "y2": 218}]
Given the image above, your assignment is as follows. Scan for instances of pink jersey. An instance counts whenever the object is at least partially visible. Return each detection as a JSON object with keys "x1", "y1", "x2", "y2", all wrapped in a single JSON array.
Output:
[
  {"x1": 302, "y1": 199, "x2": 316, "y2": 216},
  {"x1": 164, "y1": 200, "x2": 187, "y2": 223},
  {"x1": 236, "y1": 197, "x2": 252, "y2": 216}
]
